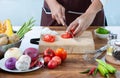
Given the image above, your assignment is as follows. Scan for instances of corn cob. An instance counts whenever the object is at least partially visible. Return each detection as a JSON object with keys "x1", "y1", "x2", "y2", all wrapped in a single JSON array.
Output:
[
  {"x1": 98, "y1": 64, "x2": 109, "y2": 78},
  {"x1": 96, "y1": 59, "x2": 116, "y2": 74}
]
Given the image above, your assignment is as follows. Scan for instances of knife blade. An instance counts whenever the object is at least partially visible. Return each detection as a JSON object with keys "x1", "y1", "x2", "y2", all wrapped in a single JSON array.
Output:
[
  {"x1": 96, "y1": 45, "x2": 107, "y2": 53},
  {"x1": 93, "y1": 45, "x2": 107, "y2": 59}
]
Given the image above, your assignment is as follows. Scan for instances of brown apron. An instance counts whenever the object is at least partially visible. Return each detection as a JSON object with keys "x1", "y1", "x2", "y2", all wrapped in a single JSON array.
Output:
[{"x1": 41, "y1": 0, "x2": 105, "y2": 26}]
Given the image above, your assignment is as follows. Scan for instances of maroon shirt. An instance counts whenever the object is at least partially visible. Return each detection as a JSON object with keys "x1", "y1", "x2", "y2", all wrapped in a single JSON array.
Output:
[{"x1": 41, "y1": 0, "x2": 105, "y2": 26}]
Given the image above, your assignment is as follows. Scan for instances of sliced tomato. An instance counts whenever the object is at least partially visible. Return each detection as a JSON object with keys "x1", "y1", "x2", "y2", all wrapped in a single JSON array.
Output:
[
  {"x1": 43, "y1": 34, "x2": 55, "y2": 42},
  {"x1": 61, "y1": 32, "x2": 73, "y2": 39}
]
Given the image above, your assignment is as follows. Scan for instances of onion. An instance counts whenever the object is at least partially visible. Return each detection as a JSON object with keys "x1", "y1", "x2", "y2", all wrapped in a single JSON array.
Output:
[
  {"x1": 5, "y1": 57, "x2": 17, "y2": 70},
  {"x1": 4, "y1": 47, "x2": 22, "y2": 59},
  {"x1": 23, "y1": 47, "x2": 39, "y2": 61}
]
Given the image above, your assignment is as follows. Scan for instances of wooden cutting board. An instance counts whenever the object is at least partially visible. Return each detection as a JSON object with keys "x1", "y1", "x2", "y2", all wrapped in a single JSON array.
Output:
[{"x1": 39, "y1": 31, "x2": 95, "y2": 54}]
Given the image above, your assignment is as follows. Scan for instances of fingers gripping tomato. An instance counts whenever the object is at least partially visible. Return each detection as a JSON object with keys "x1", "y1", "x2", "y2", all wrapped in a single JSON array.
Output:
[
  {"x1": 61, "y1": 28, "x2": 75, "y2": 39},
  {"x1": 55, "y1": 48, "x2": 67, "y2": 61},
  {"x1": 61, "y1": 32, "x2": 73, "y2": 39},
  {"x1": 70, "y1": 28, "x2": 75, "y2": 35},
  {"x1": 43, "y1": 34, "x2": 55, "y2": 42}
]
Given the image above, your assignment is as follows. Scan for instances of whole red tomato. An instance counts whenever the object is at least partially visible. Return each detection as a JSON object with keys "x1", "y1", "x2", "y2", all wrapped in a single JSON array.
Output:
[
  {"x1": 43, "y1": 48, "x2": 55, "y2": 58},
  {"x1": 44, "y1": 56, "x2": 51, "y2": 65},
  {"x1": 61, "y1": 32, "x2": 73, "y2": 39},
  {"x1": 52, "y1": 56, "x2": 62, "y2": 65},
  {"x1": 47, "y1": 60, "x2": 58, "y2": 69},
  {"x1": 55, "y1": 48, "x2": 67, "y2": 61},
  {"x1": 43, "y1": 34, "x2": 55, "y2": 42}
]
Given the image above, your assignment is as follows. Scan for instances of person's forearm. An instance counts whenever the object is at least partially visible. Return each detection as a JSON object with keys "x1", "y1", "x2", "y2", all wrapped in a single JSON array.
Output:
[
  {"x1": 85, "y1": 0, "x2": 103, "y2": 14},
  {"x1": 45, "y1": 0, "x2": 59, "y2": 10}
]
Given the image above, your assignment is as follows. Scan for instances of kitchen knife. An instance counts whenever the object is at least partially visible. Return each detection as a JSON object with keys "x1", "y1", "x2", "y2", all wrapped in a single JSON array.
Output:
[{"x1": 93, "y1": 45, "x2": 107, "y2": 59}]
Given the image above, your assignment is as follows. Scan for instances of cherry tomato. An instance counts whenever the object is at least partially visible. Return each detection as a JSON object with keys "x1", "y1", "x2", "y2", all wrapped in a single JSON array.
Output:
[
  {"x1": 55, "y1": 48, "x2": 67, "y2": 61},
  {"x1": 47, "y1": 60, "x2": 58, "y2": 69},
  {"x1": 43, "y1": 34, "x2": 55, "y2": 42},
  {"x1": 52, "y1": 56, "x2": 62, "y2": 65},
  {"x1": 61, "y1": 32, "x2": 73, "y2": 39},
  {"x1": 44, "y1": 56, "x2": 51, "y2": 65},
  {"x1": 43, "y1": 48, "x2": 55, "y2": 58}
]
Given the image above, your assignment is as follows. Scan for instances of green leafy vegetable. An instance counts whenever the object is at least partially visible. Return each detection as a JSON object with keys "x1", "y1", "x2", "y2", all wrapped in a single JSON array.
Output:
[
  {"x1": 16, "y1": 18, "x2": 35, "y2": 39},
  {"x1": 96, "y1": 27, "x2": 110, "y2": 34}
]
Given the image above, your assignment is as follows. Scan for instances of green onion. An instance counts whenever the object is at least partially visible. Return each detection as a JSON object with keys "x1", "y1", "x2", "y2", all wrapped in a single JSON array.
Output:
[{"x1": 16, "y1": 17, "x2": 36, "y2": 39}]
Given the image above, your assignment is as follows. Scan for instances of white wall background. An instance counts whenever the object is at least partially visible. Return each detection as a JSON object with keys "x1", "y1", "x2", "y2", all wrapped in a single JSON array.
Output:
[
  {"x1": 104, "y1": 0, "x2": 120, "y2": 26},
  {"x1": 0, "y1": 0, "x2": 44, "y2": 26},
  {"x1": 0, "y1": 0, "x2": 119, "y2": 26}
]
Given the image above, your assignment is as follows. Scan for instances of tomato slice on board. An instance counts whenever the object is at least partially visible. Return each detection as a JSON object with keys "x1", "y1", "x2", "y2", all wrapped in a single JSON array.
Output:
[
  {"x1": 61, "y1": 32, "x2": 73, "y2": 39},
  {"x1": 43, "y1": 34, "x2": 55, "y2": 42},
  {"x1": 61, "y1": 28, "x2": 75, "y2": 39}
]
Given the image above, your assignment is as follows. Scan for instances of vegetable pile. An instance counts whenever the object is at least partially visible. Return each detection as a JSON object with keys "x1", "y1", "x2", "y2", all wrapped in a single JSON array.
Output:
[
  {"x1": 80, "y1": 59, "x2": 117, "y2": 78},
  {"x1": 4, "y1": 47, "x2": 42, "y2": 71},
  {"x1": 0, "y1": 19, "x2": 20, "y2": 46},
  {"x1": 0, "y1": 18, "x2": 35, "y2": 46},
  {"x1": 43, "y1": 48, "x2": 67, "y2": 69},
  {"x1": 96, "y1": 59, "x2": 116, "y2": 78}
]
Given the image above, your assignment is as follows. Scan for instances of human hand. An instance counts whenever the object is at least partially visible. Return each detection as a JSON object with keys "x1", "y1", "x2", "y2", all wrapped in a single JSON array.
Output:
[
  {"x1": 48, "y1": 1, "x2": 66, "y2": 25},
  {"x1": 66, "y1": 12, "x2": 96, "y2": 37}
]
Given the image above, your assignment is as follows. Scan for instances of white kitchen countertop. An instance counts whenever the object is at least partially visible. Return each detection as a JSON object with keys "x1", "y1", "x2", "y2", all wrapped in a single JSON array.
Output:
[{"x1": 13, "y1": 26, "x2": 120, "y2": 52}]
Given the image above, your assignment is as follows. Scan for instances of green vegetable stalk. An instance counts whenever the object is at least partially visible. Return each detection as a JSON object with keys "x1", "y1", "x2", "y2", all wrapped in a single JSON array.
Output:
[
  {"x1": 96, "y1": 59, "x2": 116, "y2": 74},
  {"x1": 98, "y1": 64, "x2": 109, "y2": 78},
  {"x1": 16, "y1": 17, "x2": 35, "y2": 39}
]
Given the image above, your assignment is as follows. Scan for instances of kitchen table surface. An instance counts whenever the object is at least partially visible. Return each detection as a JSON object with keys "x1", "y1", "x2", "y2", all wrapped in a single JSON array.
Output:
[{"x1": 0, "y1": 26, "x2": 120, "y2": 78}]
